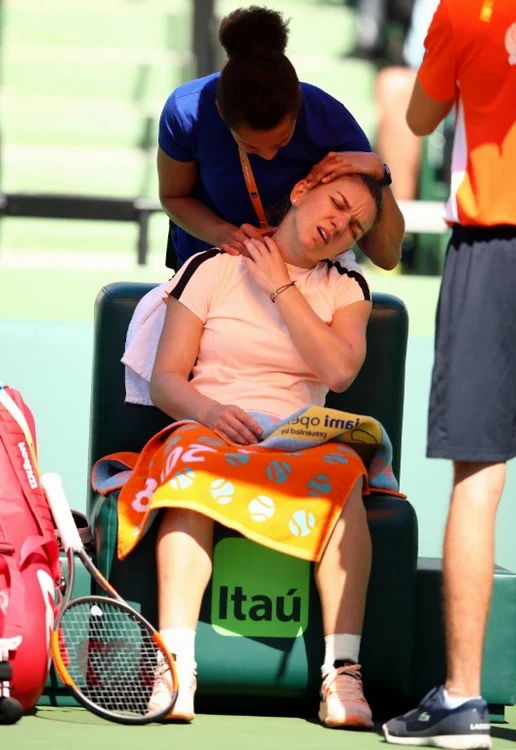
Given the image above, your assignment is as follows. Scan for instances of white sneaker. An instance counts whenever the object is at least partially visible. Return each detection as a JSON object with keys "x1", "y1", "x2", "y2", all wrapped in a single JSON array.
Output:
[{"x1": 148, "y1": 662, "x2": 197, "y2": 722}]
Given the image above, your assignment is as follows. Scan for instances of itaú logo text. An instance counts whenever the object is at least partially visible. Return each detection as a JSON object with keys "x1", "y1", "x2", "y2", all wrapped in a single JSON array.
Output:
[
  {"x1": 211, "y1": 538, "x2": 310, "y2": 638},
  {"x1": 218, "y1": 586, "x2": 301, "y2": 623},
  {"x1": 18, "y1": 441, "x2": 38, "y2": 489}
]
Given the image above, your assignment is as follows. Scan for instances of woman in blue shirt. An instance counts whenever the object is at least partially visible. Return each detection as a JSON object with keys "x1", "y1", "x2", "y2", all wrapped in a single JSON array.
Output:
[{"x1": 158, "y1": 5, "x2": 404, "y2": 270}]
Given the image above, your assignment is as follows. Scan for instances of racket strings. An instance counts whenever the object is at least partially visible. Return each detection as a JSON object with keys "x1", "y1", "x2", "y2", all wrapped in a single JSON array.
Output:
[{"x1": 57, "y1": 599, "x2": 172, "y2": 718}]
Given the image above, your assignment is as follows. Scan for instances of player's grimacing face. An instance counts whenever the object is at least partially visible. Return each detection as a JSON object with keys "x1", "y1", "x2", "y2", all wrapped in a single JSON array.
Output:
[{"x1": 292, "y1": 176, "x2": 377, "y2": 259}]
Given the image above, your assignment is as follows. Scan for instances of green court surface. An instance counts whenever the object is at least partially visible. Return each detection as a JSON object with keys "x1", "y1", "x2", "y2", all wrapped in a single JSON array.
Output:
[{"x1": 3, "y1": 706, "x2": 516, "y2": 750}]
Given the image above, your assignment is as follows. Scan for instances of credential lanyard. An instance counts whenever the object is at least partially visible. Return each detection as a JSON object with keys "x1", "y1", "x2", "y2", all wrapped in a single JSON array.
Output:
[{"x1": 238, "y1": 148, "x2": 268, "y2": 229}]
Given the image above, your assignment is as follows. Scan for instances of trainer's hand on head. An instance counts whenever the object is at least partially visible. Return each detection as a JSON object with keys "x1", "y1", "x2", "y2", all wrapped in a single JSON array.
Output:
[
  {"x1": 305, "y1": 151, "x2": 384, "y2": 188},
  {"x1": 244, "y1": 236, "x2": 291, "y2": 296},
  {"x1": 203, "y1": 403, "x2": 263, "y2": 445},
  {"x1": 218, "y1": 223, "x2": 275, "y2": 257}
]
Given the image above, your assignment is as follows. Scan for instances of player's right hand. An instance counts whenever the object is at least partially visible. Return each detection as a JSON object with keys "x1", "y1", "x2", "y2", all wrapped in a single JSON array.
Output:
[
  {"x1": 219, "y1": 224, "x2": 275, "y2": 257},
  {"x1": 202, "y1": 403, "x2": 263, "y2": 445}
]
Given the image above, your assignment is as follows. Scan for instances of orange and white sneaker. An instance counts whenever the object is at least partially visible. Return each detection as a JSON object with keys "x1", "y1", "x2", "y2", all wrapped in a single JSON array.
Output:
[
  {"x1": 148, "y1": 662, "x2": 197, "y2": 722},
  {"x1": 319, "y1": 660, "x2": 373, "y2": 729}
]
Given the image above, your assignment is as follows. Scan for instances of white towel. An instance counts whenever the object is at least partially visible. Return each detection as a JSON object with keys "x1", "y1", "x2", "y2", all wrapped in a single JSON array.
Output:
[{"x1": 122, "y1": 283, "x2": 169, "y2": 406}]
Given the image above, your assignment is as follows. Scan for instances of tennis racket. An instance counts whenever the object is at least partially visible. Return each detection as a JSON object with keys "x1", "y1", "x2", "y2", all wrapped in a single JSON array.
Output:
[{"x1": 41, "y1": 472, "x2": 178, "y2": 724}]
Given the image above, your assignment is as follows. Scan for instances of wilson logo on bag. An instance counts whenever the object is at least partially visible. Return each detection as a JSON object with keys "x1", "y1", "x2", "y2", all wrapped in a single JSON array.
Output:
[{"x1": 0, "y1": 384, "x2": 61, "y2": 713}]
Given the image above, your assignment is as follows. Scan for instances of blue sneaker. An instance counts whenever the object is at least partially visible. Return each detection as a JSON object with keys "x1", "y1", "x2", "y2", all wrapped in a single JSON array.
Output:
[{"x1": 382, "y1": 686, "x2": 491, "y2": 749}]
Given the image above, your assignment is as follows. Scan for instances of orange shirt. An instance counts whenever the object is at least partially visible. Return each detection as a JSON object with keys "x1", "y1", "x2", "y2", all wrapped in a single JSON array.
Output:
[{"x1": 418, "y1": 0, "x2": 516, "y2": 226}]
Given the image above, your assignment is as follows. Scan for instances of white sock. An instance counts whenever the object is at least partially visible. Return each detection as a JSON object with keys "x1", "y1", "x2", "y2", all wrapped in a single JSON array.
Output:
[
  {"x1": 159, "y1": 628, "x2": 197, "y2": 671},
  {"x1": 443, "y1": 688, "x2": 481, "y2": 709},
  {"x1": 321, "y1": 633, "x2": 361, "y2": 676}
]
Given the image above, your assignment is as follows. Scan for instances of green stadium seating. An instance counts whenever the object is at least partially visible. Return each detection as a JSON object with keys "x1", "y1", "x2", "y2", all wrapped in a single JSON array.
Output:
[
  {"x1": 216, "y1": 1, "x2": 357, "y2": 57},
  {"x1": 2, "y1": 101, "x2": 152, "y2": 149},
  {"x1": 292, "y1": 56, "x2": 378, "y2": 141},
  {"x1": 2, "y1": 145, "x2": 157, "y2": 198},
  {"x1": 3, "y1": 57, "x2": 194, "y2": 102},
  {"x1": 1, "y1": 1, "x2": 193, "y2": 210},
  {"x1": 1, "y1": 0, "x2": 379, "y2": 264},
  {"x1": 4, "y1": 6, "x2": 192, "y2": 52}
]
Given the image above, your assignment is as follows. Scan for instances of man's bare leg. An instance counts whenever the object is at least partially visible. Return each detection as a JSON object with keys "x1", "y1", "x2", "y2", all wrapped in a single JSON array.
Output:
[{"x1": 444, "y1": 461, "x2": 505, "y2": 698}]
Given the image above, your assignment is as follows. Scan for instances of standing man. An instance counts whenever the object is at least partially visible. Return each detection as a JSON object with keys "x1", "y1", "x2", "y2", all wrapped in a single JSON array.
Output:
[{"x1": 383, "y1": 1, "x2": 516, "y2": 749}]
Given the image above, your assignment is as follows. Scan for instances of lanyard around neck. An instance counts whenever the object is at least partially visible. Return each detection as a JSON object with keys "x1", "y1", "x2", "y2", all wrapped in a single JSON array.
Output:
[{"x1": 238, "y1": 148, "x2": 268, "y2": 229}]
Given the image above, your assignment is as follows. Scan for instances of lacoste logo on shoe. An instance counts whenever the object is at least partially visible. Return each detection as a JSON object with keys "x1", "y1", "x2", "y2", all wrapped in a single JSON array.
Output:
[
  {"x1": 418, "y1": 712, "x2": 431, "y2": 722},
  {"x1": 470, "y1": 723, "x2": 490, "y2": 731}
]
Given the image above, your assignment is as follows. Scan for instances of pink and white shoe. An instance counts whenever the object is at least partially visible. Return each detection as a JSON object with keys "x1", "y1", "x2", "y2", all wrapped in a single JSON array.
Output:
[
  {"x1": 148, "y1": 662, "x2": 197, "y2": 722},
  {"x1": 319, "y1": 660, "x2": 374, "y2": 729}
]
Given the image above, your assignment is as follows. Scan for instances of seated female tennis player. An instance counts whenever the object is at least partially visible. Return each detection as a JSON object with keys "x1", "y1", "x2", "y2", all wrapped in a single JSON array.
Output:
[{"x1": 145, "y1": 171, "x2": 382, "y2": 727}]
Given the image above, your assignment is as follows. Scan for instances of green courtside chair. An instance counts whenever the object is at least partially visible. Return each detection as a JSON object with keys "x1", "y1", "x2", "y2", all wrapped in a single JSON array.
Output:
[
  {"x1": 41, "y1": 283, "x2": 516, "y2": 715},
  {"x1": 87, "y1": 282, "x2": 418, "y2": 717}
]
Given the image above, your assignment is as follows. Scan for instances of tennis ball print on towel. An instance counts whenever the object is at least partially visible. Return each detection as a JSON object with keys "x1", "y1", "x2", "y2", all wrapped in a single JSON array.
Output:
[
  {"x1": 210, "y1": 478, "x2": 235, "y2": 505},
  {"x1": 248, "y1": 496, "x2": 276, "y2": 521},
  {"x1": 307, "y1": 473, "x2": 332, "y2": 496},
  {"x1": 288, "y1": 510, "x2": 316, "y2": 537},
  {"x1": 351, "y1": 426, "x2": 379, "y2": 444},
  {"x1": 247, "y1": 498, "x2": 317, "y2": 539},
  {"x1": 168, "y1": 468, "x2": 195, "y2": 490},
  {"x1": 265, "y1": 460, "x2": 292, "y2": 483}
]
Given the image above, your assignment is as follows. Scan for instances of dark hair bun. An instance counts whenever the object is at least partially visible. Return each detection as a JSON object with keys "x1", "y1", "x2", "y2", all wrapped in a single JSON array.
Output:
[{"x1": 219, "y1": 6, "x2": 289, "y2": 60}]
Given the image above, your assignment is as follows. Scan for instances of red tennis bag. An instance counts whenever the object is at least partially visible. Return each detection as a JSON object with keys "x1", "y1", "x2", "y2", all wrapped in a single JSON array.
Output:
[{"x1": 0, "y1": 385, "x2": 61, "y2": 712}]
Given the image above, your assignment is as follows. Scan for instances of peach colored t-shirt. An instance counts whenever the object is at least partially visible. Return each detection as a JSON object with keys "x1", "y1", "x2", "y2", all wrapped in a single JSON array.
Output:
[{"x1": 167, "y1": 248, "x2": 370, "y2": 419}]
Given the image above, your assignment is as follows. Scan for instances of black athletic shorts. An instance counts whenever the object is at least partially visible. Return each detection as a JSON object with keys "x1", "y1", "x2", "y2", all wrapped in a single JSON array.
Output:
[{"x1": 427, "y1": 224, "x2": 516, "y2": 463}]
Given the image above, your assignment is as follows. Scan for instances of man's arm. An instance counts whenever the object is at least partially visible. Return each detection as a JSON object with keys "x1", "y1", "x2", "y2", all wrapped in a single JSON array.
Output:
[
  {"x1": 406, "y1": 0, "x2": 456, "y2": 137},
  {"x1": 406, "y1": 78, "x2": 454, "y2": 136}
]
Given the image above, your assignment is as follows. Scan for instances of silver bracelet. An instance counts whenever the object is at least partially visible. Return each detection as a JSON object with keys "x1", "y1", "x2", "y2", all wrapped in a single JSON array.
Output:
[{"x1": 270, "y1": 281, "x2": 296, "y2": 303}]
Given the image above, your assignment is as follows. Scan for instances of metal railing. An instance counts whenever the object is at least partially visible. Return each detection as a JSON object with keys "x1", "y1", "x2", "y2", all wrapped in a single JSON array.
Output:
[
  {"x1": 0, "y1": 192, "x2": 163, "y2": 265},
  {"x1": 0, "y1": 190, "x2": 448, "y2": 267}
]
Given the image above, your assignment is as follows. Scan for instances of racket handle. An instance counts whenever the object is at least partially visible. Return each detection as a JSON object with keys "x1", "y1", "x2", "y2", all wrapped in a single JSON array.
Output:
[{"x1": 41, "y1": 473, "x2": 83, "y2": 551}]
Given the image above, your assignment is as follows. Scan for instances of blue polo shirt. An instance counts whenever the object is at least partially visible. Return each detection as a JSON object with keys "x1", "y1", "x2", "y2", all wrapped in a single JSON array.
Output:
[{"x1": 159, "y1": 73, "x2": 371, "y2": 266}]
